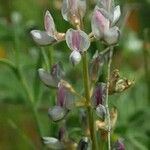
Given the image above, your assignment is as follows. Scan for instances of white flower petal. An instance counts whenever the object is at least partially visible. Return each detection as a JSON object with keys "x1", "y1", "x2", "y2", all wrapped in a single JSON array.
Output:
[
  {"x1": 112, "y1": 5, "x2": 121, "y2": 25},
  {"x1": 61, "y1": 0, "x2": 69, "y2": 21},
  {"x1": 97, "y1": 0, "x2": 114, "y2": 12},
  {"x1": 42, "y1": 137, "x2": 65, "y2": 149},
  {"x1": 30, "y1": 30, "x2": 55, "y2": 45},
  {"x1": 104, "y1": 26, "x2": 120, "y2": 45},
  {"x1": 78, "y1": 0, "x2": 86, "y2": 19}
]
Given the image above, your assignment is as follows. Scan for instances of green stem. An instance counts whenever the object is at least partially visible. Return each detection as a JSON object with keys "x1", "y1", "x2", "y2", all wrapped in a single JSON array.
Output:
[
  {"x1": 0, "y1": 58, "x2": 16, "y2": 71},
  {"x1": 82, "y1": 52, "x2": 97, "y2": 150},
  {"x1": 105, "y1": 48, "x2": 113, "y2": 150},
  {"x1": 13, "y1": 29, "x2": 43, "y2": 149},
  {"x1": 143, "y1": 29, "x2": 150, "y2": 104},
  {"x1": 48, "y1": 47, "x2": 53, "y2": 68},
  {"x1": 16, "y1": 69, "x2": 42, "y2": 137},
  {"x1": 41, "y1": 47, "x2": 50, "y2": 71}
]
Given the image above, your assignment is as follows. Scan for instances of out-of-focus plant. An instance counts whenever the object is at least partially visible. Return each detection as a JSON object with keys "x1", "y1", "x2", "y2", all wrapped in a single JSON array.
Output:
[{"x1": 30, "y1": 0, "x2": 134, "y2": 149}]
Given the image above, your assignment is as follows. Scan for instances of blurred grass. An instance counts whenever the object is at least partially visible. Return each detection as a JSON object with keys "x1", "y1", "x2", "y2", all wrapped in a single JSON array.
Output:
[{"x1": 0, "y1": 0, "x2": 150, "y2": 149}]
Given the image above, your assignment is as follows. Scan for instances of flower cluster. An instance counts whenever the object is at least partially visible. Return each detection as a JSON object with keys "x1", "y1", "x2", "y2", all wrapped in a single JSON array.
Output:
[
  {"x1": 31, "y1": 0, "x2": 120, "y2": 66},
  {"x1": 30, "y1": 0, "x2": 130, "y2": 149}
]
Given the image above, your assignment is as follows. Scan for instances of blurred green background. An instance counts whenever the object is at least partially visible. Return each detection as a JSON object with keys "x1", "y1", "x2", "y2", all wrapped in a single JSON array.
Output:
[{"x1": 0, "y1": 0, "x2": 150, "y2": 149}]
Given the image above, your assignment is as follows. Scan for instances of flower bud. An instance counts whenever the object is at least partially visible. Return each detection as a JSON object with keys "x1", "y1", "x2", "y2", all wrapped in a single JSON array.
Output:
[
  {"x1": 91, "y1": 6, "x2": 110, "y2": 39},
  {"x1": 113, "y1": 139, "x2": 125, "y2": 150},
  {"x1": 92, "y1": 83, "x2": 106, "y2": 108},
  {"x1": 96, "y1": 104, "x2": 106, "y2": 121},
  {"x1": 70, "y1": 51, "x2": 81, "y2": 65},
  {"x1": 38, "y1": 63, "x2": 63, "y2": 88},
  {"x1": 48, "y1": 106, "x2": 68, "y2": 122},
  {"x1": 61, "y1": 0, "x2": 86, "y2": 26},
  {"x1": 77, "y1": 137, "x2": 89, "y2": 150},
  {"x1": 104, "y1": 26, "x2": 120, "y2": 45},
  {"x1": 38, "y1": 68, "x2": 58, "y2": 88},
  {"x1": 66, "y1": 28, "x2": 90, "y2": 52},
  {"x1": 90, "y1": 51, "x2": 104, "y2": 82}
]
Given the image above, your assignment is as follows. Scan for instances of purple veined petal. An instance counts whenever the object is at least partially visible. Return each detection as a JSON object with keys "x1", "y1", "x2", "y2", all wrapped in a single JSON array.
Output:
[
  {"x1": 57, "y1": 84, "x2": 67, "y2": 107},
  {"x1": 42, "y1": 137, "x2": 65, "y2": 149},
  {"x1": 91, "y1": 6, "x2": 110, "y2": 39},
  {"x1": 57, "y1": 81, "x2": 75, "y2": 110},
  {"x1": 30, "y1": 30, "x2": 55, "y2": 45},
  {"x1": 66, "y1": 28, "x2": 90, "y2": 52},
  {"x1": 38, "y1": 68, "x2": 59, "y2": 88},
  {"x1": 48, "y1": 106, "x2": 68, "y2": 122},
  {"x1": 89, "y1": 51, "x2": 104, "y2": 82},
  {"x1": 91, "y1": 83, "x2": 106, "y2": 108},
  {"x1": 44, "y1": 10, "x2": 56, "y2": 36},
  {"x1": 111, "y1": 5, "x2": 121, "y2": 26},
  {"x1": 104, "y1": 26, "x2": 120, "y2": 45},
  {"x1": 70, "y1": 50, "x2": 81, "y2": 66}
]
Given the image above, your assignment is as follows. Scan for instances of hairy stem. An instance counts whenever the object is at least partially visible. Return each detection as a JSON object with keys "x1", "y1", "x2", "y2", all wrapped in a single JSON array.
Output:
[
  {"x1": 82, "y1": 52, "x2": 97, "y2": 150},
  {"x1": 106, "y1": 48, "x2": 113, "y2": 150}
]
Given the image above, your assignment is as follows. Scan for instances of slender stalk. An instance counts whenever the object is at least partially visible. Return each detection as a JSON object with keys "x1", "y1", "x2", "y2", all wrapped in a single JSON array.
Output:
[
  {"x1": 41, "y1": 47, "x2": 50, "y2": 71},
  {"x1": 82, "y1": 52, "x2": 97, "y2": 150},
  {"x1": 13, "y1": 28, "x2": 43, "y2": 149},
  {"x1": 48, "y1": 47, "x2": 53, "y2": 68},
  {"x1": 105, "y1": 48, "x2": 113, "y2": 150},
  {"x1": 143, "y1": 29, "x2": 150, "y2": 104},
  {"x1": 16, "y1": 69, "x2": 42, "y2": 136}
]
